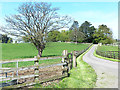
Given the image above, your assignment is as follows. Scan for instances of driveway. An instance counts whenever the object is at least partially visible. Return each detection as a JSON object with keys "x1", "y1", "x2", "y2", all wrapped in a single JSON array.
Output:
[{"x1": 83, "y1": 44, "x2": 118, "y2": 88}]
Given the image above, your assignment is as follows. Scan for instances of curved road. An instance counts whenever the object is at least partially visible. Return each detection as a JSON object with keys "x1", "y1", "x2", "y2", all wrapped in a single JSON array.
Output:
[{"x1": 83, "y1": 45, "x2": 118, "y2": 88}]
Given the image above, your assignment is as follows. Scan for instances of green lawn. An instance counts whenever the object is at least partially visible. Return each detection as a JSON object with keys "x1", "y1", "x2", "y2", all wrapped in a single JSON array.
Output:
[
  {"x1": 2, "y1": 43, "x2": 37, "y2": 60},
  {"x1": 2, "y1": 42, "x2": 90, "y2": 67},
  {"x1": 2, "y1": 58, "x2": 61, "y2": 68},
  {"x1": 2, "y1": 42, "x2": 89, "y2": 60},
  {"x1": 97, "y1": 45, "x2": 118, "y2": 51}
]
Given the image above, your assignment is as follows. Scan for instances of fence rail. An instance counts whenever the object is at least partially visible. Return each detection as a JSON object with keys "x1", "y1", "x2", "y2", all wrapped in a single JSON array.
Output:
[
  {"x1": 96, "y1": 50, "x2": 119, "y2": 59},
  {"x1": 0, "y1": 56, "x2": 63, "y2": 64},
  {"x1": 1, "y1": 43, "x2": 93, "y2": 88}
]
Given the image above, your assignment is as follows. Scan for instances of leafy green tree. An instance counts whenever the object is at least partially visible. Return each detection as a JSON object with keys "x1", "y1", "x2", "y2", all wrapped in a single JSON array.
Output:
[
  {"x1": 47, "y1": 30, "x2": 60, "y2": 42},
  {"x1": 2, "y1": 34, "x2": 9, "y2": 43},
  {"x1": 0, "y1": 34, "x2": 2, "y2": 43},
  {"x1": 93, "y1": 24, "x2": 114, "y2": 44},
  {"x1": 7, "y1": 38, "x2": 13, "y2": 43},
  {"x1": 59, "y1": 30, "x2": 70, "y2": 42},
  {"x1": 69, "y1": 21, "x2": 85, "y2": 43},
  {"x1": 15, "y1": 41, "x2": 17, "y2": 43},
  {"x1": 79, "y1": 21, "x2": 95, "y2": 43},
  {"x1": 69, "y1": 21, "x2": 79, "y2": 30},
  {"x1": 69, "y1": 30, "x2": 85, "y2": 43}
]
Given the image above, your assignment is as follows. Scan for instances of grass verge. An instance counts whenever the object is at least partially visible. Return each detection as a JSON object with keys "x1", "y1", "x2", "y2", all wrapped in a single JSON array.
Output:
[
  {"x1": 34, "y1": 45, "x2": 97, "y2": 88},
  {"x1": 93, "y1": 48, "x2": 119, "y2": 62}
]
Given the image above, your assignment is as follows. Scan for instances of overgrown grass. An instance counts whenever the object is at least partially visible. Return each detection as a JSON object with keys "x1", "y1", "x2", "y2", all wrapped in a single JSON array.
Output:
[
  {"x1": 34, "y1": 45, "x2": 97, "y2": 88},
  {"x1": 2, "y1": 42, "x2": 89, "y2": 60},
  {"x1": 2, "y1": 58, "x2": 61, "y2": 68}
]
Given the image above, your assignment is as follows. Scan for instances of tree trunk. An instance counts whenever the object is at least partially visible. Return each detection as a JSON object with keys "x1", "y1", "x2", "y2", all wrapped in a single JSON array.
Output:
[{"x1": 38, "y1": 48, "x2": 43, "y2": 57}]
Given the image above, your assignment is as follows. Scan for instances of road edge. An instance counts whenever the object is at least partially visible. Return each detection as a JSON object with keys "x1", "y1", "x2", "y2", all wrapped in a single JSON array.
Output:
[{"x1": 77, "y1": 44, "x2": 97, "y2": 88}]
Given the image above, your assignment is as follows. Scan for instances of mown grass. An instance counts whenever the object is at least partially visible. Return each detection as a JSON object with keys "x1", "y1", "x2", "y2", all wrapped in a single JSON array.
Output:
[
  {"x1": 42, "y1": 42, "x2": 89, "y2": 57},
  {"x1": 97, "y1": 45, "x2": 118, "y2": 51},
  {"x1": 34, "y1": 45, "x2": 97, "y2": 88},
  {"x1": 2, "y1": 58, "x2": 61, "y2": 68},
  {"x1": 2, "y1": 42, "x2": 89, "y2": 67},
  {"x1": 2, "y1": 43, "x2": 37, "y2": 60},
  {"x1": 2, "y1": 42, "x2": 89, "y2": 60}
]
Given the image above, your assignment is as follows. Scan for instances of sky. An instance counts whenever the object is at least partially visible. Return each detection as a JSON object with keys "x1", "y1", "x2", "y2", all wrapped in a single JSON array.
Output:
[{"x1": 0, "y1": 1, "x2": 118, "y2": 39}]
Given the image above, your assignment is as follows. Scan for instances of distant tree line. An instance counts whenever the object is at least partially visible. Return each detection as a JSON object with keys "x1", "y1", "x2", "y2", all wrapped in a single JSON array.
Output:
[
  {"x1": 0, "y1": 34, "x2": 13, "y2": 43},
  {"x1": 46, "y1": 21, "x2": 115, "y2": 44}
]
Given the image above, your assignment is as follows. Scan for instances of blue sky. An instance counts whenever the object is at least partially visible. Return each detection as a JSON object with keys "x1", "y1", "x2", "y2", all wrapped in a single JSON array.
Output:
[{"x1": 0, "y1": 1, "x2": 118, "y2": 39}]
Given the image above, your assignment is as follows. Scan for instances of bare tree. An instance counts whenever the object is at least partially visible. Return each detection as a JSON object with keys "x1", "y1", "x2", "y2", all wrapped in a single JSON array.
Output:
[{"x1": 2, "y1": 2, "x2": 71, "y2": 57}]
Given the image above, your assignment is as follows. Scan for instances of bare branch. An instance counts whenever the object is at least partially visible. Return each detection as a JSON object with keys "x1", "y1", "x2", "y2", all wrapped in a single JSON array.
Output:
[{"x1": 2, "y1": 2, "x2": 72, "y2": 57}]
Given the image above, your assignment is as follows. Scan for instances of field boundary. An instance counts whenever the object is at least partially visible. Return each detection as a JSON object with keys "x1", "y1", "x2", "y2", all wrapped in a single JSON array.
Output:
[
  {"x1": 0, "y1": 56, "x2": 63, "y2": 64},
  {"x1": 96, "y1": 50, "x2": 119, "y2": 59},
  {"x1": 1, "y1": 44, "x2": 93, "y2": 88},
  {"x1": 93, "y1": 46, "x2": 119, "y2": 62}
]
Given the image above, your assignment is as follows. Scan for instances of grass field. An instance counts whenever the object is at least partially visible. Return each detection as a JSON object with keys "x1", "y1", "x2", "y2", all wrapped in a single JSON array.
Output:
[
  {"x1": 2, "y1": 43, "x2": 37, "y2": 60},
  {"x1": 2, "y1": 42, "x2": 89, "y2": 68},
  {"x1": 97, "y1": 45, "x2": 118, "y2": 51},
  {"x1": 2, "y1": 42, "x2": 89, "y2": 60}
]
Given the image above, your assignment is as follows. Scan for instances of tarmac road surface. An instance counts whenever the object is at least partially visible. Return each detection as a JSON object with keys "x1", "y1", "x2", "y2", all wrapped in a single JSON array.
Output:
[{"x1": 83, "y1": 44, "x2": 118, "y2": 88}]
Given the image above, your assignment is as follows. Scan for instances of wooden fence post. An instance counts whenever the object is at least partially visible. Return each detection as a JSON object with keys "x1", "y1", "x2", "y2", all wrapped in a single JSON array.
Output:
[
  {"x1": 113, "y1": 51, "x2": 115, "y2": 59},
  {"x1": 34, "y1": 58, "x2": 39, "y2": 83},
  {"x1": 73, "y1": 51, "x2": 76, "y2": 67},
  {"x1": 62, "y1": 50, "x2": 68, "y2": 62},
  {"x1": 16, "y1": 60, "x2": 18, "y2": 84},
  {"x1": 62, "y1": 50, "x2": 69, "y2": 76},
  {"x1": 105, "y1": 51, "x2": 106, "y2": 57},
  {"x1": 5, "y1": 72, "x2": 7, "y2": 83},
  {"x1": 70, "y1": 51, "x2": 73, "y2": 69},
  {"x1": 110, "y1": 51, "x2": 112, "y2": 58},
  {"x1": 67, "y1": 53, "x2": 72, "y2": 72},
  {"x1": 118, "y1": 51, "x2": 120, "y2": 60}
]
